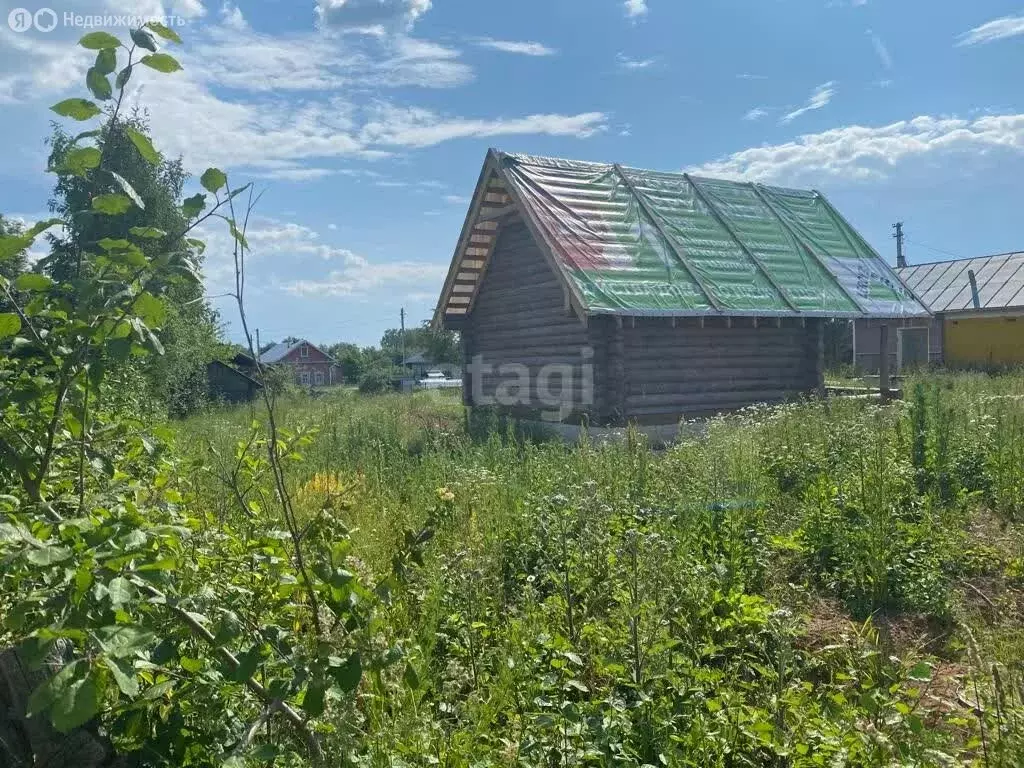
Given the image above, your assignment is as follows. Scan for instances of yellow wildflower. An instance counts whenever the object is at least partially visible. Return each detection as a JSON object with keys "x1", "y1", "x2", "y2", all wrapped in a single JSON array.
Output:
[{"x1": 436, "y1": 487, "x2": 455, "y2": 503}]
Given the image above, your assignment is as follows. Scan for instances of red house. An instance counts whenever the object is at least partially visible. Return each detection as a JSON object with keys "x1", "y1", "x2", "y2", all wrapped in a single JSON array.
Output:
[{"x1": 259, "y1": 340, "x2": 339, "y2": 387}]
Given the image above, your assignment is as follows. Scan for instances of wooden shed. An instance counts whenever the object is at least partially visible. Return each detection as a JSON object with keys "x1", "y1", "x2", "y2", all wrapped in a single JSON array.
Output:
[
  {"x1": 434, "y1": 151, "x2": 927, "y2": 425},
  {"x1": 206, "y1": 360, "x2": 262, "y2": 404},
  {"x1": 854, "y1": 251, "x2": 1024, "y2": 372}
]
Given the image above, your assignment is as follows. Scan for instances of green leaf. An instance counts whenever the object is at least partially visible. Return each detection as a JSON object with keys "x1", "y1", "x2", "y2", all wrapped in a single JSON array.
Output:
[
  {"x1": 14, "y1": 273, "x2": 53, "y2": 292},
  {"x1": 231, "y1": 646, "x2": 262, "y2": 682},
  {"x1": 79, "y1": 31, "x2": 121, "y2": 50},
  {"x1": 115, "y1": 66, "x2": 132, "y2": 90},
  {"x1": 24, "y1": 218, "x2": 62, "y2": 239},
  {"x1": 301, "y1": 682, "x2": 326, "y2": 716},
  {"x1": 129, "y1": 226, "x2": 165, "y2": 239},
  {"x1": 107, "y1": 577, "x2": 135, "y2": 608},
  {"x1": 908, "y1": 662, "x2": 933, "y2": 682},
  {"x1": 51, "y1": 671, "x2": 100, "y2": 733},
  {"x1": 145, "y1": 21, "x2": 182, "y2": 44},
  {"x1": 124, "y1": 126, "x2": 159, "y2": 164},
  {"x1": 104, "y1": 657, "x2": 139, "y2": 697},
  {"x1": 27, "y1": 545, "x2": 73, "y2": 565},
  {"x1": 180, "y1": 657, "x2": 202, "y2": 674},
  {"x1": 51, "y1": 98, "x2": 101, "y2": 121},
  {"x1": 0, "y1": 236, "x2": 30, "y2": 263},
  {"x1": 229, "y1": 223, "x2": 249, "y2": 249},
  {"x1": 140, "y1": 53, "x2": 182, "y2": 74},
  {"x1": 86, "y1": 67, "x2": 113, "y2": 101},
  {"x1": 181, "y1": 193, "x2": 206, "y2": 219},
  {"x1": 200, "y1": 168, "x2": 227, "y2": 194},
  {"x1": 0, "y1": 313, "x2": 21, "y2": 340},
  {"x1": 92, "y1": 194, "x2": 133, "y2": 215},
  {"x1": 331, "y1": 652, "x2": 362, "y2": 693},
  {"x1": 130, "y1": 28, "x2": 158, "y2": 52},
  {"x1": 94, "y1": 48, "x2": 116, "y2": 75},
  {"x1": 60, "y1": 147, "x2": 102, "y2": 176},
  {"x1": 28, "y1": 661, "x2": 83, "y2": 717},
  {"x1": 97, "y1": 626, "x2": 156, "y2": 659},
  {"x1": 109, "y1": 171, "x2": 146, "y2": 210},
  {"x1": 133, "y1": 292, "x2": 166, "y2": 326}
]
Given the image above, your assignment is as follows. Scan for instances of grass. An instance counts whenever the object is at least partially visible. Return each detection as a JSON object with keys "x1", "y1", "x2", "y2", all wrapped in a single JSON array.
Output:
[{"x1": 176, "y1": 374, "x2": 1024, "y2": 765}]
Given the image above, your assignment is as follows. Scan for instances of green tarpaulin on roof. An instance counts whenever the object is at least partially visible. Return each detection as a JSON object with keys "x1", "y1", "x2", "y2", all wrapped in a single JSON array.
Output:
[{"x1": 498, "y1": 152, "x2": 926, "y2": 318}]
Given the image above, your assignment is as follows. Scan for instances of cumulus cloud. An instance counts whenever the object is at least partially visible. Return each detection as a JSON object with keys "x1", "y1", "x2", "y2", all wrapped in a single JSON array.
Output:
[
  {"x1": 957, "y1": 15, "x2": 1024, "y2": 46},
  {"x1": 780, "y1": 81, "x2": 836, "y2": 124},
  {"x1": 315, "y1": 0, "x2": 431, "y2": 31},
  {"x1": 624, "y1": 0, "x2": 648, "y2": 19},
  {"x1": 689, "y1": 113, "x2": 1024, "y2": 185},
  {"x1": 283, "y1": 257, "x2": 446, "y2": 297},
  {"x1": 473, "y1": 38, "x2": 557, "y2": 56}
]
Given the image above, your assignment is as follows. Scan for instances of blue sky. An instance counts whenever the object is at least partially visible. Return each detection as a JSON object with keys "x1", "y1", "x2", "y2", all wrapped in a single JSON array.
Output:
[{"x1": 1, "y1": 0, "x2": 1022, "y2": 346}]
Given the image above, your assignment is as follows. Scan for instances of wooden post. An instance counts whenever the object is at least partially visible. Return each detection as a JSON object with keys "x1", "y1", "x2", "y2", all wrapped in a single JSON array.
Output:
[
  {"x1": 461, "y1": 325, "x2": 474, "y2": 408},
  {"x1": 813, "y1": 318, "x2": 826, "y2": 398},
  {"x1": 878, "y1": 322, "x2": 891, "y2": 401},
  {"x1": 606, "y1": 316, "x2": 626, "y2": 425}
]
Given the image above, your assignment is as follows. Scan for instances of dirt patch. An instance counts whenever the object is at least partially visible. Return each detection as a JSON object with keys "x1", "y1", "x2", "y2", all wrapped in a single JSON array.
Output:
[
  {"x1": 795, "y1": 596, "x2": 857, "y2": 651},
  {"x1": 874, "y1": 612, "x2": 957, "y2": 658}
]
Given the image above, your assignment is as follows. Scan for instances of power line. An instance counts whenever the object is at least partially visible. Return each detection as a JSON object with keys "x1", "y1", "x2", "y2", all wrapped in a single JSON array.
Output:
[{"x1": 905, "y1": 238, "x2": 965, "y2": 262}]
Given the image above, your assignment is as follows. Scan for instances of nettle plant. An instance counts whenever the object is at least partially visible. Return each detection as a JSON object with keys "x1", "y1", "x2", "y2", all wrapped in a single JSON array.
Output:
[{"x1": 0, "y1": 26, "x2": 426, "y2": 766}]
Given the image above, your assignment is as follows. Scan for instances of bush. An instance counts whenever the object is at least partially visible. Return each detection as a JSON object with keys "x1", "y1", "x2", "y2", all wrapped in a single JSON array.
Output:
[{"x1": 358, "y1": 366, "x2": 397, "y2": 394}]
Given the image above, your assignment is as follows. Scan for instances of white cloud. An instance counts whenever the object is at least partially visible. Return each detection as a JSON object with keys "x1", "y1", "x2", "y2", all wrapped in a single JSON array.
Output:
[
  {"x1": 1, "y1": 4, "x2": 606, "y2": 182},
  {"x1": 736, "y1": 73, "x2": 768, "y2": 80},
  {"x1": 867, "y1": 29, "x2": 893, "y2": 70},
  {"x1": 957, "y1": 15, "x2": 1024, "y2": 46},
  {"x1": 473, "y1": 38, "x2": 557, "y2": 56},
  {"x1": 617, "y1": 53, "x2": 656, "y2": 70},
  {"x1": 0, "y1": 28, "x2": 91, "y2": 104},
  {"x1": 624, "y1": 0, "x2": 648, "y2": 19},
  {"x1": 316, "y1": 0, "x2": 431, "y2": 31},
  {"x1": 358, "y1": 104, "x2": 607, "y2": 149},
  {"x1": 689, "y1": 113, "x2": 1024, "y2": 185},
  {"x1": 196, "y1": 215, "x2": 443, "y2": 299},
  {"x1": 192, "y1": 27, "x2": 472, "y2": 92},
  {"x1": 283, "y1": 256, "x2": 446, "y2": 297},
  {"x1": 253, "y1": 167, "x2": 339, "y2": 181},
  {"x1": 444, "y1": 194, "x2": 470, "y2": 204},
  {"x1": 220, "y1": 1, "x2": 247, "y2": 30},
  {"x1": 743, "y1": 107, "x2": 768, "y2": 122},
  {"x1": 780, "y1": 81, "x2": 836, "y2": 124}
]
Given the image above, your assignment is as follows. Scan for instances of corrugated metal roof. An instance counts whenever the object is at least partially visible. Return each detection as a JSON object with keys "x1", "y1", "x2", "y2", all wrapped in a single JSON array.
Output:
[
  {"x1": 436, "y1": 151, "x2": 928, "y2": 322},
  {"x1": 898, "y1": 252, "x2": 1024, "y2": 313},
  {"x1": 259, "y1": 340, "x2": 304, "y2": 363}
]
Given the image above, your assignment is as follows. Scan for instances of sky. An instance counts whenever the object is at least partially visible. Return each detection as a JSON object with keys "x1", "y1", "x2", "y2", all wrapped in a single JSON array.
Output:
[{"x1": 1, "y1": 0, "x2": 1022, "y2": 347}]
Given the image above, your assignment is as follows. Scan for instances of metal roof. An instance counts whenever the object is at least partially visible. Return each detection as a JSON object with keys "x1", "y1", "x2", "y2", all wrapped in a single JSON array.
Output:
[
  {"x1": 259, "y1": 341, "x2": 304, "y2": 363},
  {"x1": 898, "y1": 252, "x2": 1024, "y2": 314},
  {"x1": 436, "y1": 150, "x2": 927, "y2": 324}
]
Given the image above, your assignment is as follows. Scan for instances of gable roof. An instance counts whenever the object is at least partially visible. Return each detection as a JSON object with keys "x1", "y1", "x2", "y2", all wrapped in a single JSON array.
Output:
[
  {"x1": 207, "y1": 360, "x2": 263, "y2": 388},
  {"x1": 435, "y1": 150, "x2": 928, "y2": 326},
  {"x1": 258, "y1": 339, "x2": 336, "y2": 364},
  {"x1": 898, "y1": 251, "x2": 1024, "y2": 314}
]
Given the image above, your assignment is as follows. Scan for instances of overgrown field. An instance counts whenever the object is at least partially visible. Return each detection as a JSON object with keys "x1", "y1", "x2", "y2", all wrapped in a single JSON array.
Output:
[{"x1": 171, "y1": 373, "x2": 1024, "y2": 766}]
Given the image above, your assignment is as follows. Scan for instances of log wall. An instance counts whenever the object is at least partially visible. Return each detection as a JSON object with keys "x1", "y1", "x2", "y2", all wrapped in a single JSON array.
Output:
[
  {"x1": 618, "y1": 317, "x2": 823, "y2": 422},
  {"x1": 464, "y1": 218, "x2": 593, "y2": 419}
]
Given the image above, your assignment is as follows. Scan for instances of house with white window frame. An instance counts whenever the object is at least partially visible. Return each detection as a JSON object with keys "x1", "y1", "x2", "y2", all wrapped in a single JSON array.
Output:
[{"x1": 258, "y1": 339, "x2": 339, "y2": 387}]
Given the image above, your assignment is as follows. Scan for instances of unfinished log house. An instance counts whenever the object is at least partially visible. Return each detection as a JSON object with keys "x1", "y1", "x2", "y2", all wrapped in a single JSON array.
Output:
[{"x1": 434, "y1": 151, "x2": 928, "y2": 425}]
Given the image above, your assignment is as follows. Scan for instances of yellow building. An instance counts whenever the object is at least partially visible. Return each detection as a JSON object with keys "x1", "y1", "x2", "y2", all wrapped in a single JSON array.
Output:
[{"x1": 899, "y1": 251, "x2": 1024, "y2": 369}]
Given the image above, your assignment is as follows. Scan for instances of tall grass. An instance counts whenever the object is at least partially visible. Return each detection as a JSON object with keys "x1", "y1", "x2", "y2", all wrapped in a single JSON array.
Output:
[{"x1": 176, "y1": 373, "x2": 1024, "y2": 765}]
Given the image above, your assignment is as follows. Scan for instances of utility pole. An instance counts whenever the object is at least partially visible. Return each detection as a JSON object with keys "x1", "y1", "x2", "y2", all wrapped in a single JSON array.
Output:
[
  {"x1": 400, "y1": 307, "x2": 406, "y2": 366},
  {"x1": 892, "y1": 222, "x2": 906, "y2": 268}
]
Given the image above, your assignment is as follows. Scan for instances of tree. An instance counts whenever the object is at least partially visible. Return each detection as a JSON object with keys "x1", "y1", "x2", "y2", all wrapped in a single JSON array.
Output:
[
  {"x1": 0, "y1": 215, "x2": 27, "y2": 281},
  {"x1": 380, "y1": 321, "x2": 459, "y2": 365},
  {"x1": 42, "y1": 110, "x2": 221, "y2": 415}
]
